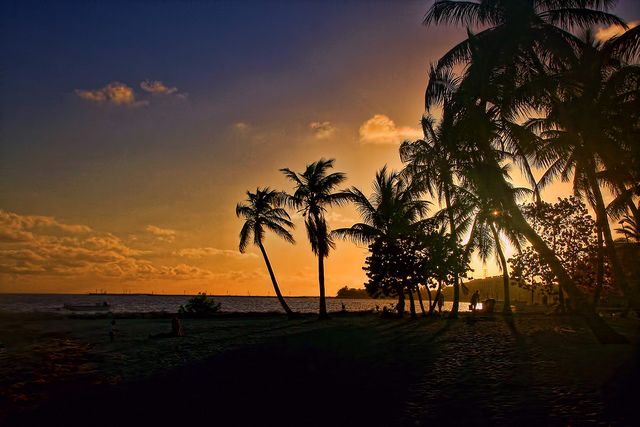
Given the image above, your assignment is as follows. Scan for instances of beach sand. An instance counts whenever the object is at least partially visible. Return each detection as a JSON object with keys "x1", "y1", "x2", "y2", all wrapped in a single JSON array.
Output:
[{"x1": 1, "y1": 311, "x2": 637, "y2": 426}]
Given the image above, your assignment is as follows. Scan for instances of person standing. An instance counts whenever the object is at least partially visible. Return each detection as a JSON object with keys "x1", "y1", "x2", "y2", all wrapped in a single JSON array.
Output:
[
  {"x1": 470, "y1": 290, "x2": 480, "y2": 311},
  {"x1": 437, "y1": 292, "x2": 444, "y2": 313}
]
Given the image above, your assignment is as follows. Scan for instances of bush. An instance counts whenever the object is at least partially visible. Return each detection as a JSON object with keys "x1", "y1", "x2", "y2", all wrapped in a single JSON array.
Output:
[{"x1": 179, "y1": 293, "x2": 221, "y2": 316}]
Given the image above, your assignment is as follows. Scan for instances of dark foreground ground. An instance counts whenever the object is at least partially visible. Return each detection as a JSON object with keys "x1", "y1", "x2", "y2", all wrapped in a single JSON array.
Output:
[{"x1": 1, "y1": 312, "x2": 638, "y2": 426}]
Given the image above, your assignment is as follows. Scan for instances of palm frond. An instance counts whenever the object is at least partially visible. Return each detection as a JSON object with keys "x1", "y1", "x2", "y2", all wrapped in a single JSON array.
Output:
[{"x1": 423, "y1": 1, "x2": 493, "y2": 27}]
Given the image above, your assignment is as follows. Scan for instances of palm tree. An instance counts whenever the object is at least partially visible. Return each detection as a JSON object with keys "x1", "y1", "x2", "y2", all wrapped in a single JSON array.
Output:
[
  {"x1": 419, "y1": 23, "x2": 631, "y2": 341},
  {"x1": 281, "y1": 159, "x2": 349, "y2": 319},
  {"x1": 456, "y1": 166, "x2": 527, "y2": 314},
  {"x1": 523, "y1": 29, "x2": 640, "y2": 309},
  {"x1": 400, "y1": 109, "x2": 468, "y2": 317},
  {"x1": 236, "y1": 187, "x2": 295, "y2": 318},
  {"x1": 424, "y1": 0, "x2": 624, "y2": 114},
  {"x1": 616, "y1": 212, "x2": 640, "y2": 243},
  {"x1": 332, "y1": 166, "x2": 430, "y2": 317}
]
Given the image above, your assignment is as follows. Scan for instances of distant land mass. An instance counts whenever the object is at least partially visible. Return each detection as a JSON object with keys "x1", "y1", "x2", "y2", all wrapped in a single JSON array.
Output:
[
  {"x1": 440, "y1": 276, "x2": 531, "y2": 303},
  {"x1": 335, "y1": 286, "x2": 370, "y2": 299},
  {"x1": 336, "y1": 276, "x2": 546, "y2": 303}
]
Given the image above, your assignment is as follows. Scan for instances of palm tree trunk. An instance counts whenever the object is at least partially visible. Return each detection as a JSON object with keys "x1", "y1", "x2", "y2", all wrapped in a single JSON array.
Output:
[
  {"x1": 408, "y1": 287, "x2": 417, "y2": 319},
  {"x1": 396, "y1": 285, "x2": 405, "y2": 318},
  {"x1": 490, "y1": 223, "x2": 511, "y2": 314},
  {"x1": 318, "y1": 255, "x2": 328, "y2": 319},
  {"x1": 444, "y1": 184, "x2": 460, "y2": 318},
  {"x1": 593, "y1": 224, "x2": 604, "y2": 307},
  {"x1": 416, "y1": 286, "x2": 427, "y2": 317},
  {"x1": 464, "y1": 216, "x2": 479, "y2": 258},
  {"x1": 502, "y1": 196, "x2": 627, "y2": 343},
  {"x1": 586, "y1": 168, "x2": 637, "y2": 309},
  {"x1": 473, "y1": 148, "x2": 627, "y2": 341},
  {"x1": 429, "y1": 281, "x2": 442, "y2": 315},
  {"x1": 258, "y1": 242, "x2": 295, "y2": 318}
]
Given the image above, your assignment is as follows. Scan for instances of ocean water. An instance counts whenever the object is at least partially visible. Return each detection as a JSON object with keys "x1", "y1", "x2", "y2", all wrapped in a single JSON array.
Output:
[{"x1": 0, "y1": 294, "x2": 467, "y2": 314}]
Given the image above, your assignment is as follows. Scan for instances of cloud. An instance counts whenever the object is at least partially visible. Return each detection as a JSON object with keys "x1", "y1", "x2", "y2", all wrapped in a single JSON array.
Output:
[
  {"x1": 145, "y1": 225, "x2": 177, "y2": 242},
  {"x1": 0, "y1": 210, "x2": 213, "y2": 281},
  {"x1": 232, "y1": 121, "x2": 251, "y2": 132},
  {"x1": 324, "y1": 211, "x2": 357, "y2": 226},
  {"x1": 140, "y1": 80, "x2": 178, "y2": 95},
  {"x1": 174, "y1": 247, "x2": 257, "y2": 259},
  {"x1": 75, "y1": 82, "x2": 148, "y2": 107},
  {"x1": 309, "y1": 121, "x2": 336, "y2": 139},
  {"x1": 358, "y1": 114, "x2": 422, "y2": 145},
  {"x1": 595, "y1": 20, "x2": 638, "y2": 42},
  {"x1": 0, "y1": 210, "x2": 92, "y2": 242}
]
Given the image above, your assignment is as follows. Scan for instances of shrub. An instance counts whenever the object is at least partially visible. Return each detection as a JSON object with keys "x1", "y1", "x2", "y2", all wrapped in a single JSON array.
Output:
[{"x1": 179, "y1": 292, "x2": 221, "y2": 316}]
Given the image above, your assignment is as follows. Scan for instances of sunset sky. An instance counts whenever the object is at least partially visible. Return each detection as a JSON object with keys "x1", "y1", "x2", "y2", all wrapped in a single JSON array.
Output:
[{"x1": 1, "y1": 1, "x2": 638, "y2": 295}]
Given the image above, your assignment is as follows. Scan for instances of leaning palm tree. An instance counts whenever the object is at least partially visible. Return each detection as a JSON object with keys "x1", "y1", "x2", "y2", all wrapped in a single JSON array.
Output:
[
  {"x1": 523, "y1": 29, "x2": 640, "y2": 309},
  {"x1": 332, "y1": 166, "x2": 430, "y2": 317},
  {"x1": 280, "y1": 159, "x2": 349, "y2": 319},
  {"x1": 417, "y1": 0, "x2": 634, "y2": 343},
  {"x1": 236, "y1": 187, "x2": 295, "y2": 317}
]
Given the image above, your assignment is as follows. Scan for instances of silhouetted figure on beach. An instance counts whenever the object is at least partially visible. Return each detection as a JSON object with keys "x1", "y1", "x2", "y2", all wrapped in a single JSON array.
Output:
[
  {"x1": 470, "y1": 290, "x2": 480, "y2": 311},
  {"x1": 437, "y1": 292, "x2": 444, "y2": 313},
  {"x1": 341, "y1": 303, "x2": 346, "y2": 313},
  {"x1": 149, "y1": 317, "x2": 184, "y2": 339},
  {"x1": 109, "y1": 319, "x2": 118, "y2": 342}
]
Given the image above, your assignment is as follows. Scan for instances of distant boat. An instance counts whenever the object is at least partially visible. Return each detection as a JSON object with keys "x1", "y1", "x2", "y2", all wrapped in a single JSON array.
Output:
[{"x1": 63, "y1": 302, "x2": 111, "y2": 312}]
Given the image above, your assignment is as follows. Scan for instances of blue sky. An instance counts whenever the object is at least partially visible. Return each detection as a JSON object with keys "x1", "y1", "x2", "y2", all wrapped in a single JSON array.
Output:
[{"x1": 1, "y1": 0, "x2": 638, "y2": 294}]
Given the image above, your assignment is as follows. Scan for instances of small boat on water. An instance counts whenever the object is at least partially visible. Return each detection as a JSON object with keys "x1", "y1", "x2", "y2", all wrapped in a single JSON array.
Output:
[{"x1": 63, "y1": 302, "x2": 111, "y2": 312}]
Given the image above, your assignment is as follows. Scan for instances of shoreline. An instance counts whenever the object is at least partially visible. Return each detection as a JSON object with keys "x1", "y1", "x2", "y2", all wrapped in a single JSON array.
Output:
[{"x1": 0, "y1": 292, "x2": 373, "y2": 298}]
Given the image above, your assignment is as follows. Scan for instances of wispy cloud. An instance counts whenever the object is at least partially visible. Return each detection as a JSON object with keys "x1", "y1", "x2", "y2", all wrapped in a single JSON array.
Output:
[
  {"x1": 232, "y1": 121, "x2": 251, "y2": 132},
  {"x1": 309, "y1": 121, "x2": 336, "y2": 139},
  {"x1": 173, "y1": 247, "x2": 257, "y2": 259},
  {"x1": 145, "y1": 225, "x2": 177, "y2": 242},
  {"x1": 140, "y1": 80, "x2": 178, "y2": 95},
  {"x1": 325, "y1": 211, "x2": 356, "y2": 225},
  {"x1": 359, "y1": 114, "x2": 422, "y2": 145},
  {"x1": 0, "y1": 211, "x2": 212, "y2": 281},
  {"x1": 595, "y1": 20, "x2": 639, "y2": 42},
  {"x1": 75, "y1": 82, "x2": 148, "y2": 107},
  {"x1": 0, "y1": 210, "x2": 92, "y2": 242}
]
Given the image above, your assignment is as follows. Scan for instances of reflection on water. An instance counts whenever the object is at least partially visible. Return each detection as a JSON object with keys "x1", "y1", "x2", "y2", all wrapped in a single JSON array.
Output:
[{"x1": 0, "y1": 294, "x2": 469, "y2": 314}]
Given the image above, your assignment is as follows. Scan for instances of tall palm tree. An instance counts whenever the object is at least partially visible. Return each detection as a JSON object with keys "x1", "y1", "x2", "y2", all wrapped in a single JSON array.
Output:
[
  {"x1": 456, "y1": 165, "x2": 528, "y2": 313},
  {"x1": 236, "y1": 187, "x2": 295, "y2": 318},
  {"x1": 332, "y1": 166, "x2": 430, "y2": 317},
  {"x1": 400, "y1": 108, "x2": 468, "y2": 317},
  {"x1": 281, "y1": 159, "x2": 349, "y2": 319},
  {"x1": 523, "y1": 29, "x2": 640, "y2": 309},
  {"x1": 420, "y1": 25, "x2": 630, "y2": 341}
]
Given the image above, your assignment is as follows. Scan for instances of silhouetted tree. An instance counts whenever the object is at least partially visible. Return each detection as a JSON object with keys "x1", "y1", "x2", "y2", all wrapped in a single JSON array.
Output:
[
  {"x1": 333, "y1": 166, "x2": 429, "y2": 317},
  {"x1": 400, "y1": 113, "x2": 466, "y2": 317},
  {"x1": 281, "y1": 159, "x2": 349, "y2": 319},
  {"x1": 236, "y1": 187, "x2": 295, "y2": 317},
  {"x1": 509, "y1": 197, "x2": 613, "y2": 310},
  {"x1": 363, "y1": 230, "x2": 468, "y2": 318},
  {"x1": 421, "y1": 3, "x2": 632, "y2": 340}
]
